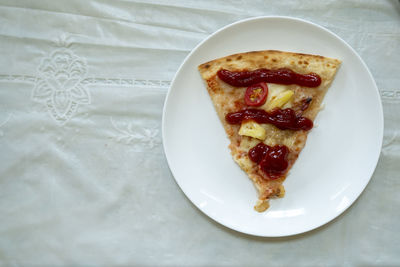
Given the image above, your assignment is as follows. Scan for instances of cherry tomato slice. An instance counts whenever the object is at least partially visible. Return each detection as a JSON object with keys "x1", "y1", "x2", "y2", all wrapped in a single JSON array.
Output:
[{"x1": 244, "y1": 82, "x2": 268, "y2": 106}]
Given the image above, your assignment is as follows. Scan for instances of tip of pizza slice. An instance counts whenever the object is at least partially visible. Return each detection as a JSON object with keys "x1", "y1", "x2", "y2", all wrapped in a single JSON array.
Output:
[{"x1": 198, "y1": 50, "x2": 341, "y2": 212}]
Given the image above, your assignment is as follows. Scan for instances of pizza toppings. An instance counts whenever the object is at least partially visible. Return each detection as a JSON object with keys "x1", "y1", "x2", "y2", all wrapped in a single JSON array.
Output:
[
  {"x1": 225, "y1": 68, "x2": 312, "y2": 177},
  {"x1": 238, "y1": 120, "x2": 266, "y2": 140},
  {"x1": 225, "y1": 108, "x2": 313, "y2": 131},
  {"x1": 301, "y1": 97, "x2": 313, "y2": 110},
  {"x1": 244, "y1": 82, "x2": 268, "y2": 106},
  {"x1": 248, "y1": 142, "x2": 270, "y2": 163},
  {"x1": 220, "y1": 67, "x2": 315, "y2": 131},
  {"x1": 217, "y1": 68, "x2": 321, "y2": 87},
  {"x1": 267, "y1": 90, "x2": 294, "y2": 110},
  {"x1": 249, "y1": 143, "x2": 289, "y2": 179}
]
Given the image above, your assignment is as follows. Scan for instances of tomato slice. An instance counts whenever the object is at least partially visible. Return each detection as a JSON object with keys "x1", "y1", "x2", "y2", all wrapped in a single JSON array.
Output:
[{"x1": 244, "y1": 82, "x2": 268, "y2": 106}]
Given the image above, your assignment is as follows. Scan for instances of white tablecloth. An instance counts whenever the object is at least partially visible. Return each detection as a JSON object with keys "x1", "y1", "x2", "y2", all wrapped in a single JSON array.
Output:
[{"x1": 0, "y1": 0, "x2": 399, "y2": 265}]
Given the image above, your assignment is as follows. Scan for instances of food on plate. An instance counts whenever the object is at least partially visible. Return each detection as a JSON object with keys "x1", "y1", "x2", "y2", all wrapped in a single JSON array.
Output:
[{"x1": 198, "y1": 50, "x2": 341, "y2": 212}]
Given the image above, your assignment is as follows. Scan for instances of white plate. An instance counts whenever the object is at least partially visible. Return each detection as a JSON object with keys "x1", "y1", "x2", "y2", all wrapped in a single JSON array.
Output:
[{"x1": 162, "y1": 16, "x2": 383, "y2": 237}]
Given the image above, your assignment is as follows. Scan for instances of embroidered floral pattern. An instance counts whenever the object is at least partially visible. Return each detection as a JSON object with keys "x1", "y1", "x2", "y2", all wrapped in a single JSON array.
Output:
[
  {"x1": 32, "y1": 48, "x2": 89, "y2": 125},
  {"x1": 110, "y1": 117, "x2": 161, "y2": 149}
]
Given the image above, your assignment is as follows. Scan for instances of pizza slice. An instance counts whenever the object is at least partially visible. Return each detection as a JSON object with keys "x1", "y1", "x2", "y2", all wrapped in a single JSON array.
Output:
[{"x1": 198, "y1": 50, "x2": 341, "y2": 212}]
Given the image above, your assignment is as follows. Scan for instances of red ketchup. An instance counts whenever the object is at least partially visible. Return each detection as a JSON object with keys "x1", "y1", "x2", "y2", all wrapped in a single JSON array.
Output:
[
  {"x1": 249, "y1": 143, "x2": 289, "y2": 179},
  {"x1": 217, "y1": 68, "x2": 321, "y2": 87},
  {"x1": 225, "y1": 108, "x2": 313, "y2": 131}
]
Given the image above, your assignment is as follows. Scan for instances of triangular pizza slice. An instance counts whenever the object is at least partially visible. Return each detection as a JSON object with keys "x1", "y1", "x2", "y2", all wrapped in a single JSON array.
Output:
[{"x1": 198, "y1": 50, "x2": 341, "y2": 212}]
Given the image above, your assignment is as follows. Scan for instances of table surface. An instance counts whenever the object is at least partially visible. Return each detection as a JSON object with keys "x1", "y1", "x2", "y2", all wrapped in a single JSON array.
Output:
[{"x1": 0, "y1": 0, "x2": 399, "y2": 265}]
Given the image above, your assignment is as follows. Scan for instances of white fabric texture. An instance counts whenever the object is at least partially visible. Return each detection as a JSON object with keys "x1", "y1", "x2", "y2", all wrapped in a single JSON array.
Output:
[{"x1": 0, "y1": 0, "x2": 399, "y2": 265}]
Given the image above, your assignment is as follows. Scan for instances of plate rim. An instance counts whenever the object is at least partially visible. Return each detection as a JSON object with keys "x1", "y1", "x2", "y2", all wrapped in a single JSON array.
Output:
[{"x1": 162, "y1": 16, "x2": 384, "y2": 237}]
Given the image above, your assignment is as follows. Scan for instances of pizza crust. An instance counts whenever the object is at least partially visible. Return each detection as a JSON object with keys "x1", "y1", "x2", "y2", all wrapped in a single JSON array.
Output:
[
  {"x1": 199, "y1": 50, "x2": 340, "y2": 82},
  {"x1": 198, "y1": 50, "x2": 341, "y2": 211}
]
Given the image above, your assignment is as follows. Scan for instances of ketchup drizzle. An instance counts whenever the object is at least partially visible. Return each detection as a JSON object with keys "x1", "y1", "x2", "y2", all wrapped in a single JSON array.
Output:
[
  {"x1": 249, "y1": 143, "x2": 289, "y2": 179},
  {"x1": 226, "y1": 108, "x2": 313, "y2": 131},
  {"x1": 217, "y1": 68, "x2": 321, "y2": 87}
]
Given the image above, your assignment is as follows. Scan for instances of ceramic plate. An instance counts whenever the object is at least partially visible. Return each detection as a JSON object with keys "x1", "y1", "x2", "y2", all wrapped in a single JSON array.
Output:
[{"x1": 162, "y1": 16, "x2": 383, "y2": 237}]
